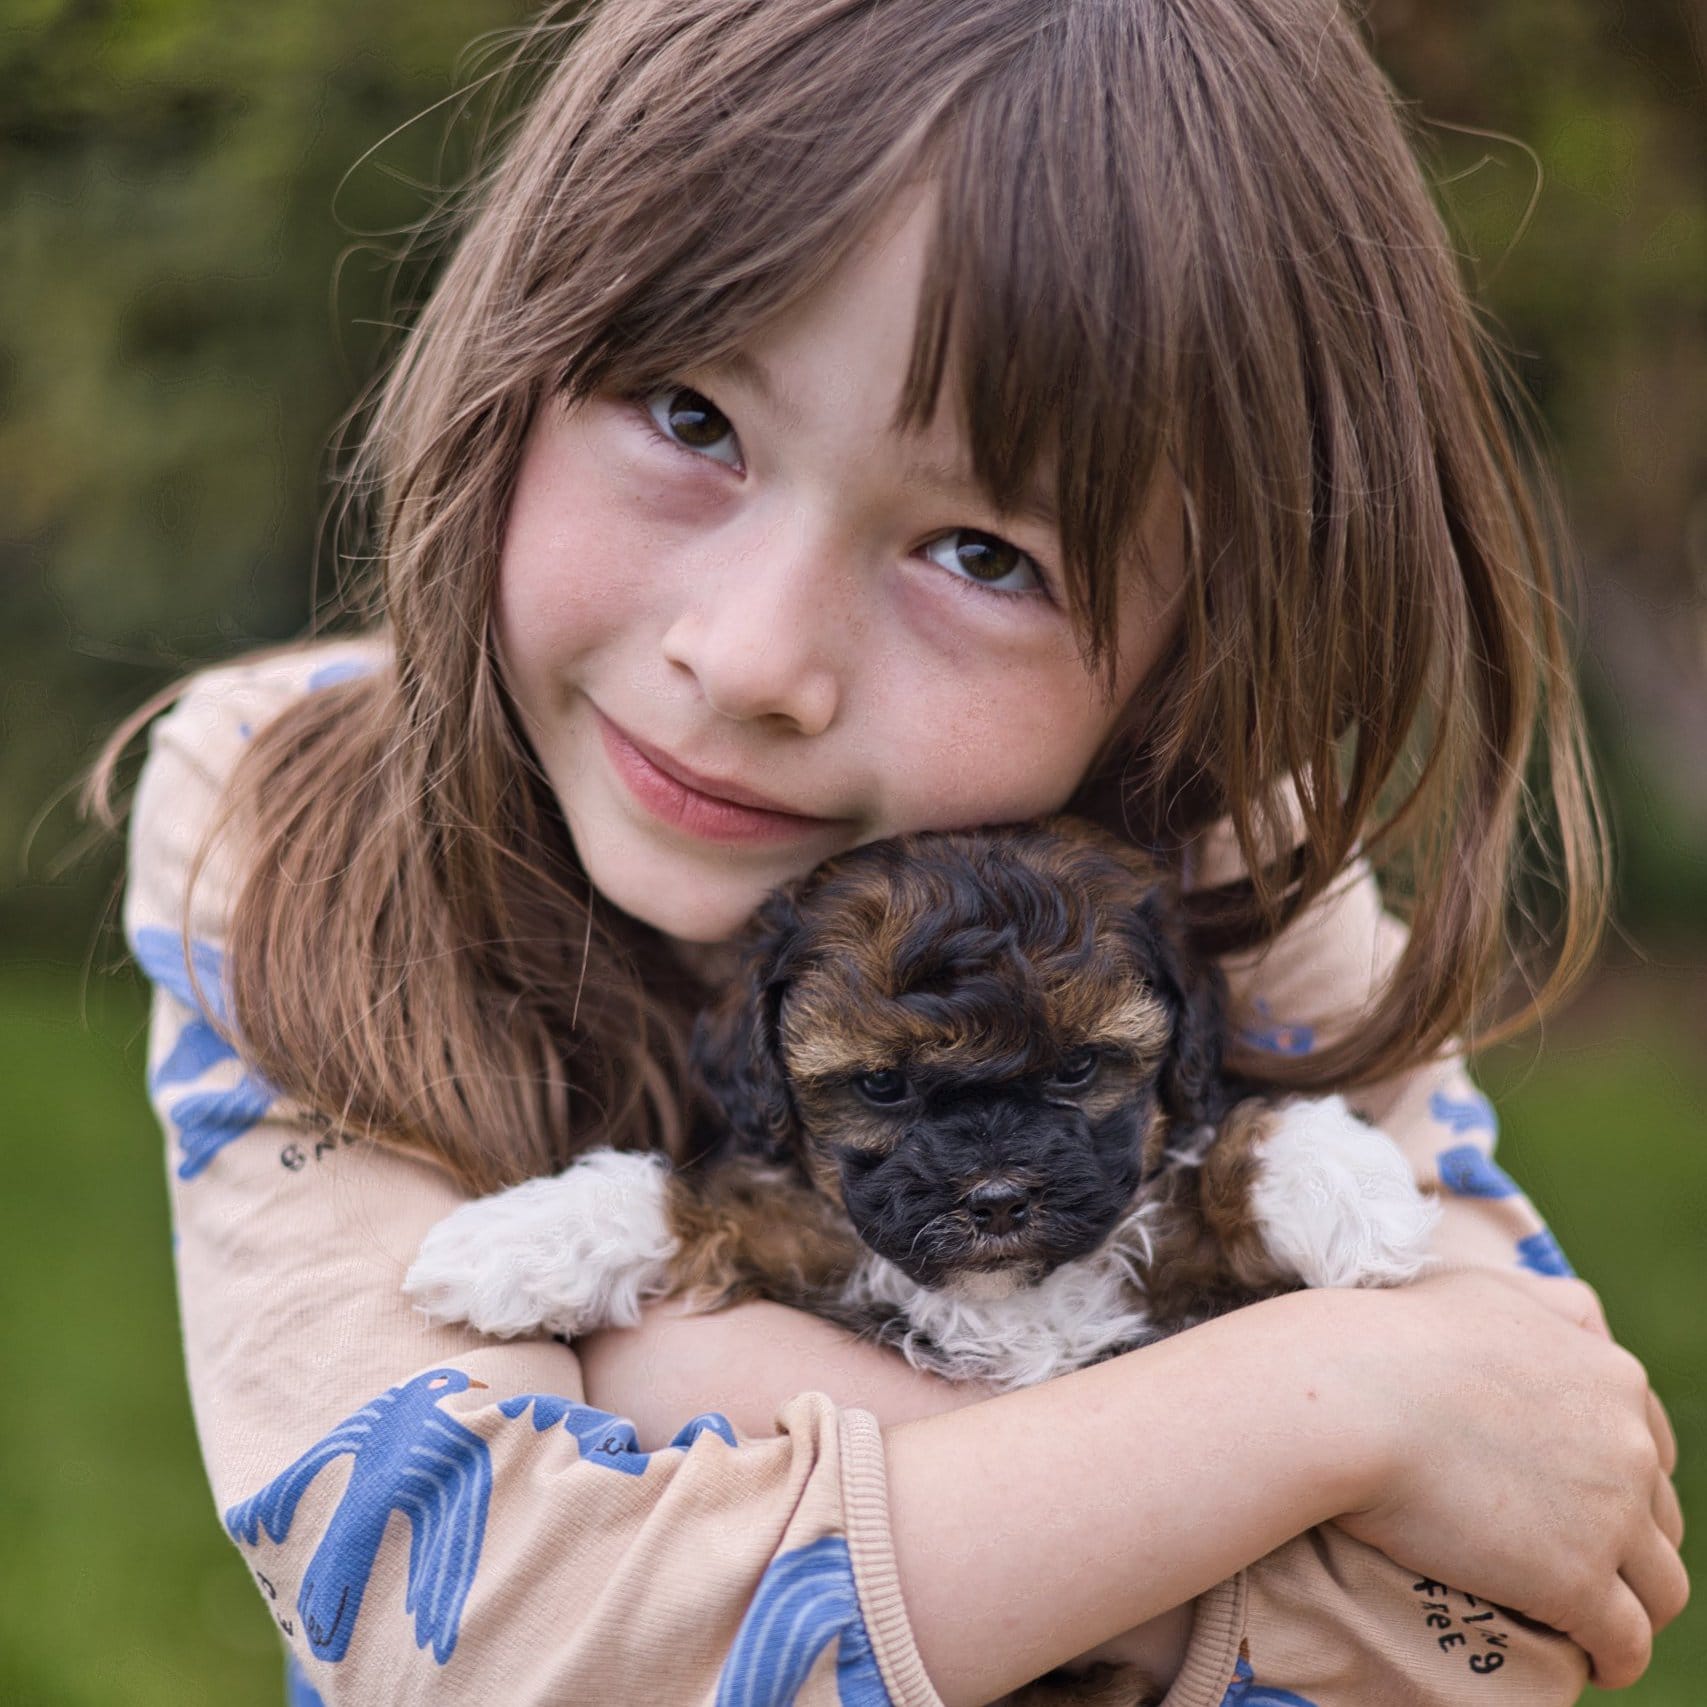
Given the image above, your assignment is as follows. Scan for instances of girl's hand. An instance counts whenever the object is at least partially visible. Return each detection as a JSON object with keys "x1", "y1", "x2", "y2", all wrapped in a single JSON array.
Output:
[{"x1": 1331, "y1": 1267, "x2": 1689, "y2": 1690}]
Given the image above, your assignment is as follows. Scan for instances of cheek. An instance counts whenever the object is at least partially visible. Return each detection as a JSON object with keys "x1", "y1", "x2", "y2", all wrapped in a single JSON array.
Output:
[
  {"x1": 496, "y1": 413, "x2": 656, "y2": 693},
  {"x1": 870, "y1": 676, "x2": 1116, "y2": 828}
]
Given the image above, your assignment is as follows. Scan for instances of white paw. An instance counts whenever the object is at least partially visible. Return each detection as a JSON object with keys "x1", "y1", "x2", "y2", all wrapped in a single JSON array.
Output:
[
  {"x1": 1249, "y1": 1095, "x2": 1440, "y2": 1288},
  {"x1": 404, "y1": 1148, "x2": 677, "y2": 1338}
]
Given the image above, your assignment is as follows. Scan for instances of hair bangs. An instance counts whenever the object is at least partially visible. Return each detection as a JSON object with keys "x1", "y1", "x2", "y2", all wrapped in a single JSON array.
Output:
[
  {"x1": 897, "y1": 10, "x2": 1190, "y2": 687},
  {"x1": 507, "y1": 2, "x2": 1017, "y2": 421}
]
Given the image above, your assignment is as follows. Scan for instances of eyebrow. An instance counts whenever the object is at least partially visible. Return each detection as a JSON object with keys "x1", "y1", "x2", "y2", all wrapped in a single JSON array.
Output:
[{"x1": 716, "y1": 349, "x2": 1060, "y2": 534}]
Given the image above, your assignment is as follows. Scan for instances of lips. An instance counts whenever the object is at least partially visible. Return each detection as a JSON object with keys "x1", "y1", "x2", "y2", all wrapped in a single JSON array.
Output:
[
  {"x1": 614, "y1": 724, "x2": 814, "y2": 817},
  {"x1": 592, "y1": 706, "x2": 852, "y2": 850},
  {"x1": 597, "y1": 711, "x2": 824, "y2": 818}
]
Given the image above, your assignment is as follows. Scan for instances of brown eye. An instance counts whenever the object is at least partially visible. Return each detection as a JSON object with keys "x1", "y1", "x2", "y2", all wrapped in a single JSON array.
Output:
[
  {"x1": 1050, "y1": 1047, "x2": 1099, "y2": 1090},
  {"x1": 644, "y1": 385, "x2": 742, "y2": 467},
  {"x1": 923, "y1": 529, "x2": 1043, "y2": 596},
  {"x1": 956, "y1": 533, "x2": 1019, "y2": 580},
  {"x1": 853, "y1": 1068, "x2": 911, "y2": 1107}
]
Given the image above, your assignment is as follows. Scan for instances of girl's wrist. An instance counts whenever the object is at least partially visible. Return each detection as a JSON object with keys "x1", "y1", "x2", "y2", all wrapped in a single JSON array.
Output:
[
  {"x1": 1200, "y1": 1285, "x2": 1400, "y2": 1522},
  {"x1": 1279, "y1": 1284, "x2": 1421, "y2": 1519}
]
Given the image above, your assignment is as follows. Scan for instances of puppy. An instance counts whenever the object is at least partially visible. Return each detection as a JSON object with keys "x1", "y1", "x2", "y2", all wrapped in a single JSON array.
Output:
[
  {"x1": 406, "y1": 815, "x2": 1438, "y2": 1389},
  {"x1": 406, "y1": 816, "x2": 1439, "y2": 1703}
]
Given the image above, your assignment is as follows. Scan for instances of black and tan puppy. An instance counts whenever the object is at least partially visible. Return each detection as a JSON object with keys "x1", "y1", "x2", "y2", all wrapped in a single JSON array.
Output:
[{"x1": 406, "y1": 816, "x2": 1437, "y2": 1392}]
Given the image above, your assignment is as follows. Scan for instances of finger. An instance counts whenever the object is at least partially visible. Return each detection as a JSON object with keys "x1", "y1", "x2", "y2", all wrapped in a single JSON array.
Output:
[
  {"x1": 1648, "y1": 1388, "x2": 1679, "y2": 1476},
  {"x1": 1620, "y1": 1526, "x2": 1691, "y2": 1639},
  {"x1": 1570, "y1": 1574, "x2": 1653, "y2": 1693},
  {"x1": 1653, "y1": 1472, "x2": 1685, "y2": 1551}
]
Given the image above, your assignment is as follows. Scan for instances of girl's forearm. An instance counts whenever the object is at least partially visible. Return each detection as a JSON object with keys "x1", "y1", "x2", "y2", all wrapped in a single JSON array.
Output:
[
  {"x1": 577, "y1": 1294, "x2": 988, "y2": 1440},
  {"x1": 579, "y1": 1288, "x2": 1372, "y2": 1706},
  {"x1": 884, "y1": 1291, "x2": 1368, "y2": 1702}
]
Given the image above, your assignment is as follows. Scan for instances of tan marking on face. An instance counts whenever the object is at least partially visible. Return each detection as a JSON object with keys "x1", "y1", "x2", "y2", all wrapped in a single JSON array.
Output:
[
  {"x1": 1079, "y1": 989, "x2": 1170, "y2": 1058},
  {"x1": 1071, "y1": 1057, "x2": 1150, "y2": 1125},
  {"x1": 784, "y1": 1028, "x2": 874, "y2": 1081},
  {"x1": 786, "y1": 1083, "x2": 902, "y2": 1206}
]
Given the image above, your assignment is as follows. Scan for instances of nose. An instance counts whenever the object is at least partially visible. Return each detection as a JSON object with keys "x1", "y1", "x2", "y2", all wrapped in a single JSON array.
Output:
[
  {"x1": 660, "y1": 512, "x2": 846, "y2": 736},
  {"x1": 963, "y1": 1180, "x2": 1032, "y2": 1238}
]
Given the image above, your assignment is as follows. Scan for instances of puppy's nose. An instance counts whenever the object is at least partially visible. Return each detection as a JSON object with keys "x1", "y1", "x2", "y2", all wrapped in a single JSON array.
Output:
[{"x1": 964, "y1": 1180, "x2": 1031, "y2": 1237}]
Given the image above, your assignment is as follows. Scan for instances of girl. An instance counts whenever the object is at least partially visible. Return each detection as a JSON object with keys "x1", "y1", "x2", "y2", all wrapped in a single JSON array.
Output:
[{"x1": 99, "y1": 1, "x2": 1686, "y2": 1703}]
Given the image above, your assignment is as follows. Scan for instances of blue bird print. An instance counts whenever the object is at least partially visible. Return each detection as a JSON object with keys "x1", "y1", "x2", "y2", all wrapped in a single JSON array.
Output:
[
  {"x1": 1428, "y1": 1086, "x2": 1498, "y2": 1139},
  {"x1": 130, "y1": 925, "x2": 276, "y2": 1179},
  {"x1": 1219, "y1": 1650, "x2": 1320, "y2": 1705},
  {"x1": 284, "y1": 1652, "x2": 327, "y2": 1706},
  {"x1": 226, "y1": 1369, "x2": 493, "y2": 1665},
  {"x1": 1240, "y1": 999, "x2": 1315, "y2": 1057},
  {"x1": 307, "y1": 658, "x2": 376, "y2": 693},
  {"x1": 1517, "y1": 1228, "x2": 1575, "y2": 1278},
  {"x1": 717, "y1": 1535, "x2": 890, "y2": 1707},
  {"x1": 1435, "y1": 1144, "x2": 1520, "y2": 1199},
  {"x1": 500, "y1": 1393, "x2": 737, "y2": 1476}
]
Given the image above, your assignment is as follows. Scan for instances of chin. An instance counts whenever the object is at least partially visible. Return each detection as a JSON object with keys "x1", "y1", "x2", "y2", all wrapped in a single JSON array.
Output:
[{"x1": 568, "y1": 829, "x2": 774, "y2": 944}]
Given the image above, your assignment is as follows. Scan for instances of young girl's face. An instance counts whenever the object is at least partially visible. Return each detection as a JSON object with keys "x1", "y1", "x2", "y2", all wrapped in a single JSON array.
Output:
[{"x1": 497, "y1": 190, "x2": 1186, "y2": 944}]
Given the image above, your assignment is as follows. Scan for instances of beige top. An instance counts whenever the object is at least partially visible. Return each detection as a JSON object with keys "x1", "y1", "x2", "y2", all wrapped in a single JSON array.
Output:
[{"x1": 124, "y1": 642, "x2": 1587, "y2": 1706}]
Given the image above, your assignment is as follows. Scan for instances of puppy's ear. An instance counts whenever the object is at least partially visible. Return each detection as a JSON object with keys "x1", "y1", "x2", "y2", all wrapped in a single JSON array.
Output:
[
  {"x1": 686, "y1": 888, "x2": 806, "y2": 1169},
  {"x1": 1126, "y1": 892, "x2": 1230, "y2": 1135}
]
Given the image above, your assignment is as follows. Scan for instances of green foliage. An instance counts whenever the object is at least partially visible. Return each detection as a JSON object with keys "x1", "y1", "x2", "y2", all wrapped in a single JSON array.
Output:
[
  {"x1": 1369, "y1": 0, "x2": 1705, "y2": 565},
  {"x1": 1, "y1": 0, "x2": 522, "y2": 948}
]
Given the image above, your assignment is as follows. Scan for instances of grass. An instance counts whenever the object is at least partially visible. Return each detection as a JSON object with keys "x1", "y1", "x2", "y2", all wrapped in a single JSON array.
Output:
[
  {"x1": 0, "y1": 960, "x2": 1700, "y2": 1704},
  {"x1": 0, "y1": 965, "x2": 283, "y2": 1706}
]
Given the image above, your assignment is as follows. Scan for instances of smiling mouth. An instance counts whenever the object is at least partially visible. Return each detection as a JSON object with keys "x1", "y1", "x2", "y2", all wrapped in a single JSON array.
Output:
[
  {"x1": 596, "y1": 707, "x2": 831, "y2": 819},
  {"x1": 594, "y1": 706, "x2": 853, "y2": 846}
]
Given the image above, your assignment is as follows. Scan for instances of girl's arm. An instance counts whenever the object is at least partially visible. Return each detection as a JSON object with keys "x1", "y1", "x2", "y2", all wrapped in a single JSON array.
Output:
[
  {"x1": 578, "y1": 843, "x2": 1684, "y2": 1704},
  {"x1": 578, "y1": 1268, "x2": 1667, "y2": 1705}
]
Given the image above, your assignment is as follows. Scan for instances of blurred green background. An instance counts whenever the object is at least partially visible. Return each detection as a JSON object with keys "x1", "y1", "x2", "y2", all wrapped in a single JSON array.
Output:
[{"x1": 1, "y1": 0, "x2": 1702, "y2": 1700}]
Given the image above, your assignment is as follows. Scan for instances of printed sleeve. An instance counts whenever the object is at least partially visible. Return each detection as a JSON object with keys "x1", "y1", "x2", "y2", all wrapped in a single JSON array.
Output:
[
  {"x1": 1159, "y1": 1529, "x2": 1588, "y2": 1707},
  {"x1": 122, "y1": 653, "x2": 942, "y2": 1707}
]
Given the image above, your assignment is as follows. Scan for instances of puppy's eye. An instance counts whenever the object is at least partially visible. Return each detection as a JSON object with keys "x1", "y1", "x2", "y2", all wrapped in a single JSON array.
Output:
[
  {"x1": 1050, "y1": 1047, "x2": 1100, "y2": 1090},
  {"x1": 853, "y1": 1068, "x2": 911, "y2": 1106}
]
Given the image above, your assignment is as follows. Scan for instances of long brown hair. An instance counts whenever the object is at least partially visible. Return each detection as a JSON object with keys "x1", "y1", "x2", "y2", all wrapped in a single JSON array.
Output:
[{"x1": 92, "y1": 0, "x2": 1607, "y2": 1193}]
